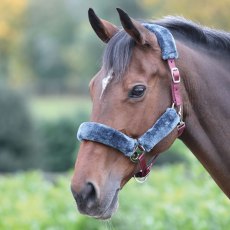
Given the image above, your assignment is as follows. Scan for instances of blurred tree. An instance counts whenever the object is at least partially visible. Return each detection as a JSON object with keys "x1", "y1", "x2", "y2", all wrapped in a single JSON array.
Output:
[
  {"x1": 140, "y1": 0, "x2": 230, "y2": 30},
  {"x1": 0, "y1": 0, "x2": 27, "y2": 83},
  {"x1": 39, "y1": 119, "x2": 76, "y2": 172},
  {"x1": 0, "y1": 85, "x2": 37, "y2": 171},
  {"x1": 19, "y1": 0, "x2": 145, "y2": 94},
  {"x1": 21, "y1": 0, "x2": 76, "y2": 94},
  {"x1": 38, "y1": 111, "x2": 88, "y2": 172},
  {"x1": 1, "y1": 0, "x2": 230, "y2": 94}
]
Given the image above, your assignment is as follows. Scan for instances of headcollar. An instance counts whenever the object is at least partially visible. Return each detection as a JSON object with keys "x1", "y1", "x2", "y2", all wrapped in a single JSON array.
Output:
[{"x1": 77, "y1": 24, "x2": 185, "y2": 180}]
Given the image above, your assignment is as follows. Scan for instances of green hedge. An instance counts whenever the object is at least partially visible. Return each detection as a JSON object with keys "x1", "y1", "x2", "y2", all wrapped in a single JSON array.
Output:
[
  {"x1": 0, "y1": 161, "x2": 229, "y2": 230},
  {"x1": 37, "y1": 111, "x2": 88, "y2": 172},
  {"x1": 156, "y1": 140, "x2": 190, "y2": 166},
  {"x1": 0, "y1": 85, "x2": 37, "y2": 171},
  {"x1": 0, "y1": 85, "x2": 89, "y2": 172},
  {"x1": 38, "y1": 119, "x2": 77, "y2": 171}
]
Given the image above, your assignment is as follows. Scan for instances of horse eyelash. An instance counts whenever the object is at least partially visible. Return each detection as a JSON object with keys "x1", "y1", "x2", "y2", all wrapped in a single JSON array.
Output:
[{"x1": 144, "y1": 42, "x2": 152, "y2": 48}]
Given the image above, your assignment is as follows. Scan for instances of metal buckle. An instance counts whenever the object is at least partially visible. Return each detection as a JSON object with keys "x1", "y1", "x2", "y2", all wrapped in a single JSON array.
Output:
[
  {"x1": 171, "y1": 67, "x2": 180, "y2": 83},
  {"x1": 130, "y1": 145, "x2": 145, "y2": 163}
]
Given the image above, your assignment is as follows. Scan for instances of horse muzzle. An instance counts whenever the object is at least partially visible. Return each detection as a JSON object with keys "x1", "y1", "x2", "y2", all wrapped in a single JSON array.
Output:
[{"x1": 71, "y1": 179, "x2": 120, "y2": 219}]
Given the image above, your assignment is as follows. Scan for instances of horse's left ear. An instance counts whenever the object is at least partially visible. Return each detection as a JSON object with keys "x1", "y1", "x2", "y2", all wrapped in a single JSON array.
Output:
[
  {"x1": 88, "y1": 8, "x2": 119, "y2": 43},
  {"x1": 117, "y1": 8, "x2": 150, "y2": 45}
]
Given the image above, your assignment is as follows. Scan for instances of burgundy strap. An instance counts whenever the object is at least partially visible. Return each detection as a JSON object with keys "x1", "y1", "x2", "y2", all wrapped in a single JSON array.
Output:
[
  {"x1": 134, "y1": 58, "x2": 185, "y2": 179},
  {"x1": 168, "y1": 59, "x2": 182, "y2": 107},
  {"x1": 177, "y1": 122, "x2": 186, "y2": 137},
  {"x1": 134, "y1": 153, "x2": 150, "y2": 178},
  {"x1": 134, "y1": 153, "x2": 159, "y2": 178},
  {"x1": 168, "y1": 58, "x2": 186, "y2": 137}
]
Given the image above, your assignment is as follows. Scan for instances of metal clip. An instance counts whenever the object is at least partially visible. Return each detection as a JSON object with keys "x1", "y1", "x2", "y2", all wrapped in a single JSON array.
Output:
[{"x1": 130, "y1": 145, "x2": 145, "y2": 163}]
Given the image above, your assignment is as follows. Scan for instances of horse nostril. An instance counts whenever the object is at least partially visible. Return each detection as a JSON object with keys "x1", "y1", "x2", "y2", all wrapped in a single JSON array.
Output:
[
  {"x1": 83, "y1": 182, "x2": 97, "y2": 204},
  {"x1": 71, "y1": 182, "x2": 98, "y2": 209}
]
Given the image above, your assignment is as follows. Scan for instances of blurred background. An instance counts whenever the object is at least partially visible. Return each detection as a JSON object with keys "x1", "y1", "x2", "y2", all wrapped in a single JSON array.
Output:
[{"x1": 0, "y1": 0, "x2": 229, "y2": 229}]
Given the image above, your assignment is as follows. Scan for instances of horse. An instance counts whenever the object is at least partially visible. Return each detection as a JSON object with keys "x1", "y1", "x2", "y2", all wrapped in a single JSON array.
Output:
[{"x1": 71, "y1": 8, "x2": 230, "y2": 219}]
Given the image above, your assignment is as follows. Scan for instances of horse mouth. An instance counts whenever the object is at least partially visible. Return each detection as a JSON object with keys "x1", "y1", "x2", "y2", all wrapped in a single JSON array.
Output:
[
  {"x1": 93, "y1": 189, "x2": 119, "y2": 220},
  {"x1": 96, "y1": 190, "x2": 119, "y2": 220},
  {"x1": 75, "y1": 188, "x2": 120, "y2": 220}
]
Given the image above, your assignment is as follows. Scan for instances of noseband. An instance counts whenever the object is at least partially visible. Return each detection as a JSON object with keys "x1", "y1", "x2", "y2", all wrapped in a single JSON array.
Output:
[{"x1": 77, "y1": 24, "x2": 185, "y2": 180}]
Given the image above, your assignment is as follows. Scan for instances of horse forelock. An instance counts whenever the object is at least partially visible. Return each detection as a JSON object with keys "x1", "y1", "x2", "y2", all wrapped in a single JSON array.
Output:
[{"x1": 103, "y1": 30, "x2": 135, "y2": 80}]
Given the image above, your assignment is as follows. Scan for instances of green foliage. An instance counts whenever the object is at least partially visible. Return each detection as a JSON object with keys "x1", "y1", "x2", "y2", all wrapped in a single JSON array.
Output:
[
  {"x1": 0, "y1": 93, "x2": 90, "y2": 172},
  {"x1": 38, "y1": 111, "x2": 88, "y2": 172},
  {"x1": 38, "y1": 119, "x2": 76, "y2": 171},
  {"x1": 115, "y1": 161, "x2": 230, "y2": 230},
  {"x1": 29, "y1": 96, "x2": 91, "y2": 121},
  {"x1": 0, "y1": 85, "x2": 36, "y2": 171},
  {"x1": 156, "y1": 140, "x2": 190, "y2": 165},
  {"x1": 0, "y1": 0, "x2": 27, "y2": 79},
  {"x1": 0, "y1": 161, "x2": 229, "y2": 229}
]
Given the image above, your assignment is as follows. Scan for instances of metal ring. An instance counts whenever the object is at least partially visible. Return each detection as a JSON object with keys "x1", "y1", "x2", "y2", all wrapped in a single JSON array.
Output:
[
  {"x1": 134, "y1": 174, "x2": 148, "y2": 183},
  {"x1": 130, "y1": 152, "x2": 140, "y2": 163}
]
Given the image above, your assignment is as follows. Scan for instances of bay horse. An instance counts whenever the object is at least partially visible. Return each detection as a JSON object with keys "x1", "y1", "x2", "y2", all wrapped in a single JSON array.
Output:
[{"x1": 71, "y1": 8, "x2": 230, "y2": 219}]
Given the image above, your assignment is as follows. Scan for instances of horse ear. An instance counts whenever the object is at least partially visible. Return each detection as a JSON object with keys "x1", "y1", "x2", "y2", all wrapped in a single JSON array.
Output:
[
  {"x1": 116, "y1": 8, "x2": 148, "y2": 45},
  {"x1": 88, "y1": 8, "x2": 119, "y2": 43}
]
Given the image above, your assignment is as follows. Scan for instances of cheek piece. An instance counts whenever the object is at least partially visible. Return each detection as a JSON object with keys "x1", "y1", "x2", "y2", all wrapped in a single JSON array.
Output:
[{"x1": 76, "y1": 24, "x2": 185, "y2": 180}]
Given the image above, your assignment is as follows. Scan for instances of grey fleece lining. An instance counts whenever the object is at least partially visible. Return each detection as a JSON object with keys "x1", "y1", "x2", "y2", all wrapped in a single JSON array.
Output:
[{"x1": 77, "y1": 108, "x2": 180, "y2": 157}]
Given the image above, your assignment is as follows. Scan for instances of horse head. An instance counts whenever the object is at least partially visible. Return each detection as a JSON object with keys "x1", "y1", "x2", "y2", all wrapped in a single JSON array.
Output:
[{"x1": 71, "y1": 8, "x2": 182, "y2": 219}]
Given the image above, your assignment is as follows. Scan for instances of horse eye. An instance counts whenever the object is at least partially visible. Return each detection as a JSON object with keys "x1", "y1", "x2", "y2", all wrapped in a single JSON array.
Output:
[{"x1": 129, "y1": 85, "x2": 146, "y2": 98}]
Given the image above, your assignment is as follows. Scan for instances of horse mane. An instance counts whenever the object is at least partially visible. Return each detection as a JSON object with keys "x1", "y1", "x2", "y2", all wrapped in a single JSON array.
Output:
[
  {"x1": 103, "y1": 16, "x2": 230, "y2": 78},
  {"x1": 154, "y1": 16, "x2": 230, "y2": 54}
]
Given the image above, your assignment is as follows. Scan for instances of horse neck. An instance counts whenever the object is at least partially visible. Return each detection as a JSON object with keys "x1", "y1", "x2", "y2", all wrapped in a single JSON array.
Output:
[{"x1": 177, "y1": 42, "x2": 230, "y2": 197}]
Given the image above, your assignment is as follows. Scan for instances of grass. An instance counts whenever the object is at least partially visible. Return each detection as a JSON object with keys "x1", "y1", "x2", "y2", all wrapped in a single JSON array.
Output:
[{"x1": 29, "y1": 96, "x2": 92, "y2": 121}]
